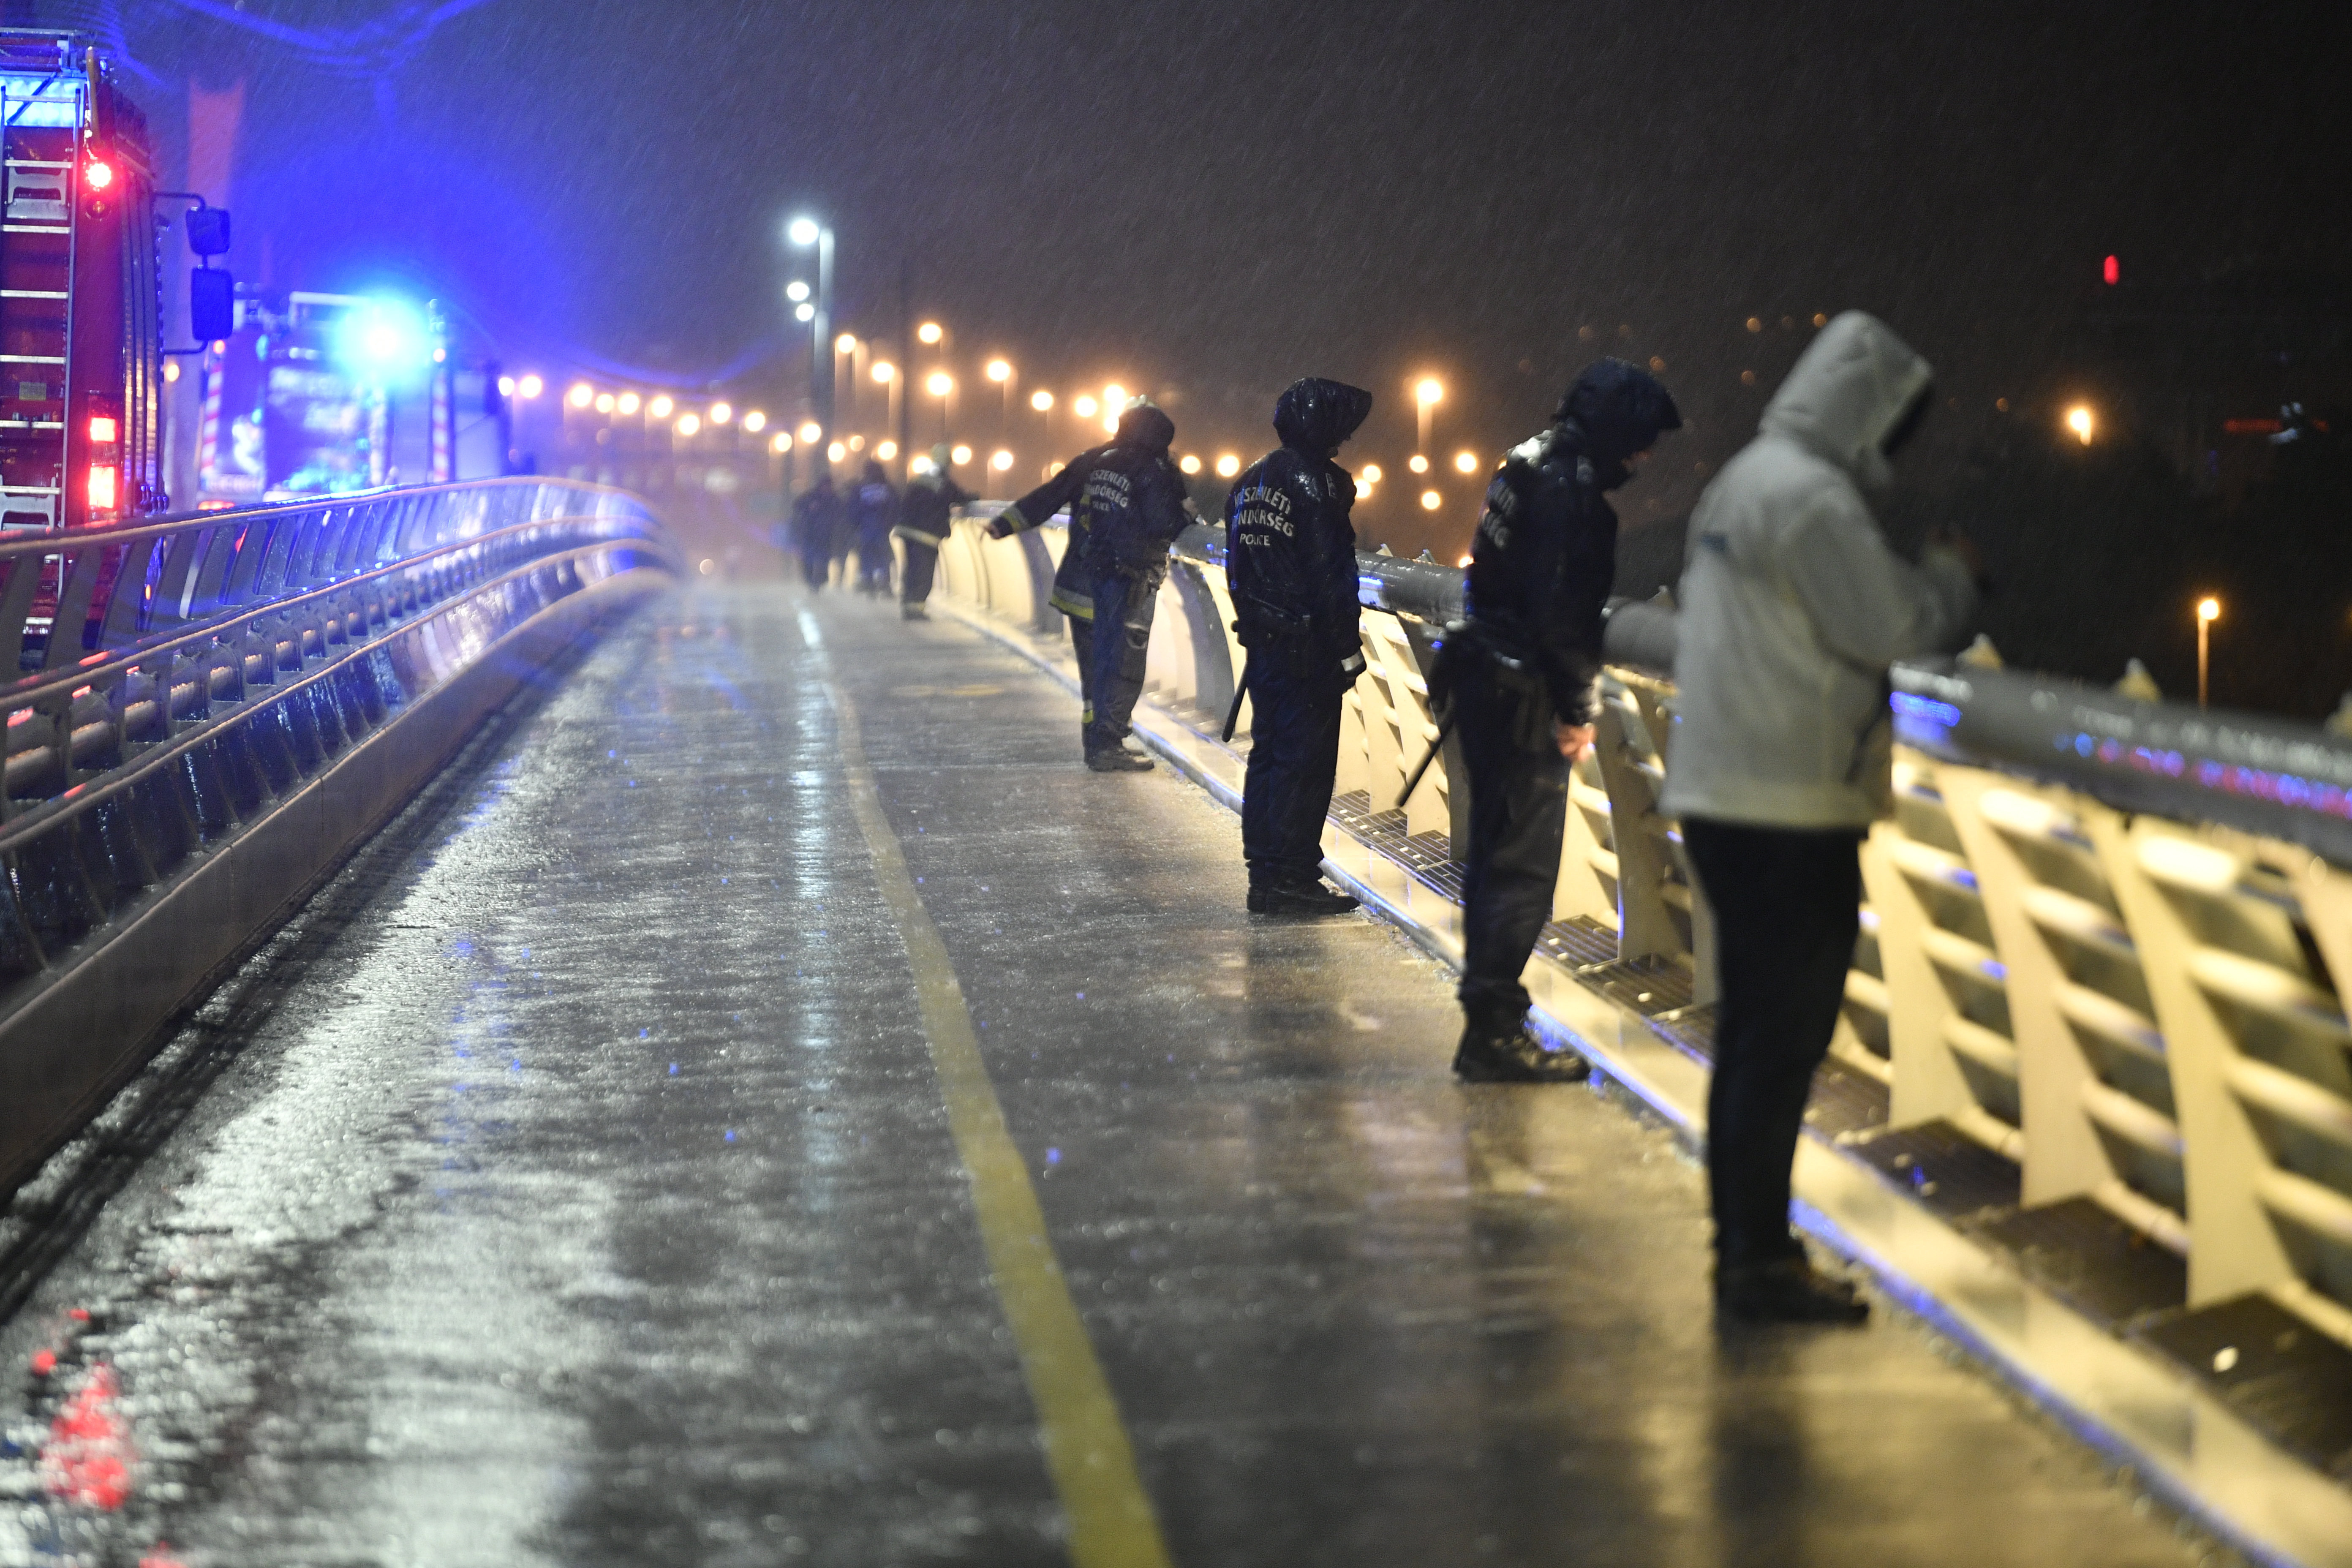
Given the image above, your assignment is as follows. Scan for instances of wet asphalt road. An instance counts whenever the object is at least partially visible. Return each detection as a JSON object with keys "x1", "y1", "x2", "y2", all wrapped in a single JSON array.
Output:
[{"x1": 0, "y1": 584, "x2": 2224, "y2": 1566}]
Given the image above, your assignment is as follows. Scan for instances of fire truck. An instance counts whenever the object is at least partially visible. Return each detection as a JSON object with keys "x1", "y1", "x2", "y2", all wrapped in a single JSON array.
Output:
[{"x1": 0, "y1": 30, "x2": 177, "y2": 534}]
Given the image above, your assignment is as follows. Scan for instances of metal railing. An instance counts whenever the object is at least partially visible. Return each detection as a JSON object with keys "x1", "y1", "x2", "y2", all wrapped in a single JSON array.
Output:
[
  {"x1": 931, "y1": 509, "x2": 2352, "y2": 1358},
  {"x1": 0, "y1": 479, "x2": 676, "y2": 1197}
]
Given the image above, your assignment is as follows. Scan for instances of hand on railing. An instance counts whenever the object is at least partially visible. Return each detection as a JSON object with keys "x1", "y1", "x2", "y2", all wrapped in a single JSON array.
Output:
[{"x1": 1557, "y1": 721, "x2": 1595, "y2": 762}]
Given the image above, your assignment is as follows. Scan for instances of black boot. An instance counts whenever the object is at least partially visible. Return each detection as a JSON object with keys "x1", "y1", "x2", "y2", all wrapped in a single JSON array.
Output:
[
  {"x1": 1452, "y1": 1018, "x2": 1591, "y2": 1083},
  {"x1": 1714, "y1": 1256, "x2": 1870, "y2": 1325},
  {"x1": 1247, "y1": 872, "x2": 1359, "y2": 917},
  {"x1": 1085, "y1": 743, "x2": 1153, "y2": 773}
]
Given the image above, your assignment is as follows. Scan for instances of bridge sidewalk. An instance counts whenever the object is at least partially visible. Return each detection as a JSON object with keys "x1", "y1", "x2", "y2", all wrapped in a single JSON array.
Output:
[{"x1": 0, "y1": 584, "x2": 2220, "y2": 1567}]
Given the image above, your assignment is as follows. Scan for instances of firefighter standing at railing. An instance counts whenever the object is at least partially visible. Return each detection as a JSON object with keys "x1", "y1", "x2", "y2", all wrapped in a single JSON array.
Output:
[
  {"x1": 1227, "y1": 377, "x2": 1374, "y2": 917},
  {"x1": 986, "y1": 399, "x2": 1195, "y2": 771},
  {"x1": 893, "y1": 444, "x2": 974, "y2": 620},
  {"x1": 1438, "y1": 358, "x2": 1680, "y2": 1082}
]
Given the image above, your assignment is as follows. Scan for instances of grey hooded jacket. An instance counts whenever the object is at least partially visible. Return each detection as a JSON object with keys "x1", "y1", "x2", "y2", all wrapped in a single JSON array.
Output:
[{"x1": 1659, "y1": 312, "x2": 1976, "y2": 829}]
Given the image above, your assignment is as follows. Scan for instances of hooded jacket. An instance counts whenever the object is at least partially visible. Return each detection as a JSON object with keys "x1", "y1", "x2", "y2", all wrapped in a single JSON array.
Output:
[
  {"x1": 991, "y1": 401, "x2": 1192, "y2": 620},
  {"x1": 1228, "y1": 378, "x2": 1371, "y2": 666},
  {"x1": 1659, "y1": 311, "x2": 1976, "y2": 829},
  {"x1": 1464, "y1": 359, "x2": 1680, "y2": 727}
]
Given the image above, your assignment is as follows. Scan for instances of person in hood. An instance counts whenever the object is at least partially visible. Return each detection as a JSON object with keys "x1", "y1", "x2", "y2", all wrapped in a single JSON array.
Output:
[
  {"x1": 851, "y1": 459, "x2": 899, "y2": 596},
  {"x1": 1228, "y1": 378, "x2": 1373, "y2": 916},
  {"x1": 894, "y1": 444, "x2": 975, "y2": 620},
  {"x1": 986, "y1": 399, "x2": 1195, "y2": 770},
  {"x1": 1448, "y1": 358, "x2": 1680, "y2": 1082},
  {"x1": 1661, "y1": 310, "x2": 1978, "y2": 1324},
  {"x1": 788, "y1": 472, "x2": 844, "y2": 591}
]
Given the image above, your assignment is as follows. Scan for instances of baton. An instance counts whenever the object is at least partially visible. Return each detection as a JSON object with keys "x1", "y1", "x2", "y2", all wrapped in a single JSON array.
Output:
[
  {"x1": 1220, "y1": 659, "x2": 1253, "y2": 743},
  {"x1": 1396, "y1": 711, "x2": 1457, "y2": 809}
]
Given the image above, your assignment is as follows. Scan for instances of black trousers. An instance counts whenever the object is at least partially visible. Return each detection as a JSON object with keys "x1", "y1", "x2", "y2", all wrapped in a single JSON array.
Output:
[
  {"x1": 1680, "y1": 818, "x2": 1863, "y2": 1266},
  {"x1": 855, "y1": 532, "x2": 893, "y2": 593},
  {"x1": 900, "y1": 541, "x2": 939, "y2": 605},
  {"x1": 1240, "y1": 652, "x2": 1344, "y2": 882},
  {"x1": 1065, "y1": 566, "x2": 1154, "y2": 748},
  {"x1": 1455, "y1": 670, "x2": 1571, "y2": 1026}
]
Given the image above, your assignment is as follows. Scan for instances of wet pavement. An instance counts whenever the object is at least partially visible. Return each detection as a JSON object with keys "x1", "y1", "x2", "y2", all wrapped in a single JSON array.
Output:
[{"x1": 0, "y1": 584, "x2": 2229, "y2": 1566}]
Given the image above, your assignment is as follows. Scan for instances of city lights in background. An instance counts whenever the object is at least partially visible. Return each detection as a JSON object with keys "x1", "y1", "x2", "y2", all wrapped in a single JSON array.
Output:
[
  {"x1": 594, "y1": 393, "x2": 614, "y2": 414},
  {"x1": 516, "y1": 374, "x2": 542, "y2": 399},
  {"x1": 1415, "y1": 378, "x2": 1443, "y2": 407},
  {"x1": 1360, "y1": 463, "x2": 1382, "y2": 484},
  {"x1": 1421, "y1": 490, "x2": 1442, "y2": 510},
  {"x1": 785, "y1": 280, "x2": 810, "y2": 303},
  {"x1": 799, "y1": 420, "x2": 822, "y2": 444},
  {"x1": 795, "y1": 303, "x2": 815, "y2": 323},
  {"x1": 991, "y1": 449, "x2": 1015, "y2": 471},
  {"x1": 710, "y1": 402, "x2": 733, "y2": 425},
  {"x1": 828, "y1": 441, "x2": 846, "y2": 463},
  {"x1": 2066, "y1": 403, "x2": 2095, "y2": 445},
  {"x1": 1179, "y1": 454, "x2": 1202, "y2": 475},
  {"x1": 1031, "y1": 389, "x2": 1054, "y2": 411},
  {"x1": 847, "y1": 434, "x2": 865, "y2": 452},
  {"x1": 951, "y1": 444, "x2": 973, "y2": 466},
  {"x1": 496, "y1": 374, "x2": 516, "y2": 397},
  {"x1": 675, "y1": 413, "x2": 702, "y2": 436},
  {"x1": 1103, "y1": 383, "x2": 1126, "y2": 408},
  {"x1": 876, "y1": 440, "x2": 898, "y2": 461},
  {"x1": 1073, "y1": 394, "x2": 1098, "y2": 418},
  {"x1": 770, "y1": 432, "x2": 791, "y2": 453},
  {"x1": 567, "y1": 381, "x2": 594, "y2": 409},
  {"x1": 926, "y1": 371, "x2": 953, "y2": 396},
  {"x1": 835, "y1": 333, "x2": 856, "y2": 355},
  {"x1": 872, "y1": 361, "x2": 895, "y2": 384},
  {"x1": 787, "y1": 217, "x2": 821, "y2": 247},
  {"x1": 1215, "y1": 453, "x2": 1241, "y2": 478},
  {"x1": 742, "y1": 410, "x2": 767, "y2": 432},
  {"x1": 1408, "y1": 454, "x2": 1429, "y2": 474},
  {"x1": 1454, "y1": 451, "x2": 1478, "y2": 474},
  {"x1": 616, "y1": 392, "x2": 640, "y2": 416},
  {"x1": 986, "y1": 359, "x2": 1012, "y2": 383},
  {"x1": 648, "y1": 394, "x2": 673, "y2": 419},
  {"x1": 917, "y1": 321, "x2": 944, "y2": 345}
]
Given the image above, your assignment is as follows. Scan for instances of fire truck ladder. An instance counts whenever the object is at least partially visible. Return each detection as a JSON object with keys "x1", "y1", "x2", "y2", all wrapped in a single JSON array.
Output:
[{"x1": 0, "y1": 59, "x2": 77, "y2": 535}]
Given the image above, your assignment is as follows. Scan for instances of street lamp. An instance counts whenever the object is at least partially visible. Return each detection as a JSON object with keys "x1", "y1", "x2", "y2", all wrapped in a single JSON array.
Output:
[
  {"x1": 1415, "y1": 376, "x2": 1444, "y2": 455},
  {"x1": 927, "y1": 370, "x2": 954, "y2": 438},
  {"x1": 787, "y1": 214, "x2": 835, "y2": 475},
  {"x1": 2197, "y1": 596, "x2": 2221, "y2": 707},
  {"x1": 2066, "y1": 404, "x2": 2095, "y2": 445},
  {"x1": 1214, "y1": 453, "x2": 1240, "y2": 478},
  {"x1": 648, "y1": 394, "x2": 673, "y2": 419},
  {"x1": 1420, "y1": 489, "x2": 1443, "y2": 511},
  {"x1": 917, "y1": 321, "x2": 943, "y2": 346},
  {"x1": 1453, "y1": 450, "x2": 1478, "y2": 474}
]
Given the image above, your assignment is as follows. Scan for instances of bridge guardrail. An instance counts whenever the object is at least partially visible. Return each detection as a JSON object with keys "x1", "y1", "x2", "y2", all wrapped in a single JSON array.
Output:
[
  {"x1": 934, "y1": 507, "x2": 2352, "y2": 1370},
  {"x1": 0, "y1": 479, "x2": 677, "y2": 1203}
]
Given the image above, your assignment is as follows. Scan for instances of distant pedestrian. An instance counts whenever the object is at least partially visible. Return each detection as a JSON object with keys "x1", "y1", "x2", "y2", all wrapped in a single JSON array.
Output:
[
  {"x1": 895, "y1": 444, "x2": 974, "y2": 620},
  {"x1": 1446, "y1": 359, "x2": 1680, "y2": 1082},
  {"x1": 1662, "y1": 310, "x2": 1979, "y2": 1324},
  {"x1": 1228, "y1": 378, "x2": 1373, "y2": 917},
  {"x1": 851, "y1": 459, "x2": 898, "y2": 596},
  {"x1": 985, "y1": 399, "x2": 1194, "y2": 770},
  {"x1": 789, "y1": 472, "x2": 844, "y2": 591}
]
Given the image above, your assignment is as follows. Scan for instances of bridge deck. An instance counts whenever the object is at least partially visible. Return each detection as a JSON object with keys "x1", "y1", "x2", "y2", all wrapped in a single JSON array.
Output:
[{"x1": 0, "y1": 585, "x2": 2211, "y2": 1566}]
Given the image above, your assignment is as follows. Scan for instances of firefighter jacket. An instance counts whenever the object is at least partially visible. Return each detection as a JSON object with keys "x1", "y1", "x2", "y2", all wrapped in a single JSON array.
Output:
[
  {"x1": 992, "y1": 408, "x2": 1190, "y2": 621},
  {"x1": 1226, "y1": 447, "x2": 1362, "y2": 671},
  {"x1": 893, "y1": 471, "x2": 972, "y2": 547}
]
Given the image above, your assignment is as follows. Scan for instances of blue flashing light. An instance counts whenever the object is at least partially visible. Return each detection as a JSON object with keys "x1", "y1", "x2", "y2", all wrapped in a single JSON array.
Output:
[{"x1": 332, "y1": 297, "x2": 434, "y2": 386}]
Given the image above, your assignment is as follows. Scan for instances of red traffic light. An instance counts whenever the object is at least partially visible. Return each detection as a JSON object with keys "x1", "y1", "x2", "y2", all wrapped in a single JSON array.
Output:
[{"x1": 2102, "y1": 254, "x2": 2120, "y2": 286}]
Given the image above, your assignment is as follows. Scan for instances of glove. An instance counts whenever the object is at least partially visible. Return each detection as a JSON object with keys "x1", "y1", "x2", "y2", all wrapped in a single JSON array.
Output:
[
  {"x1": 1338, "y1": 650, "x2": 1367, "y2": 680},
  {"x1": 983, "y1": 515, "x2": 1014, "y2": 539}
]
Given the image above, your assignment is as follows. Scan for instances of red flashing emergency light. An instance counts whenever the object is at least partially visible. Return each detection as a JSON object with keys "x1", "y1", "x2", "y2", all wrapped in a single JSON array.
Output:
[
  {"x1": 87, "y1": 466, "x2": 117, "y2": 510},
  {"x1": 2102, "y1": 254, "x2": 2120, "y2": 286},
  {"x1": 87, "y1": 415, "x2": 116, "y2": 444},
  {"x1": 83, "y1": 159, "x2": 113, "y2": 191}
]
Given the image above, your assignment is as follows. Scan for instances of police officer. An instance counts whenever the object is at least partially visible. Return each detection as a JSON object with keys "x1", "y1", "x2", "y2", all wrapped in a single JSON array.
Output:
[
  {"x1": 986, "y1": 400, "x2": 1193, "y2": 771},
  {"x1": 893, "y1": 444, "x2": 973, "y2": 620},
  {"x1": 1448, "y1": 359, "x2": 1680, "y2": 1081},
  {"x1": 1228, "y1": 378, "x2": 1373, "y2": 916}
]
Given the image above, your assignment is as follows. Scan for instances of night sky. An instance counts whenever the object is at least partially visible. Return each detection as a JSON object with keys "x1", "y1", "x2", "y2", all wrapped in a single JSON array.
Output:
[{"x1": 61, "y1": 0, "x2": 2352, "y2": 558}]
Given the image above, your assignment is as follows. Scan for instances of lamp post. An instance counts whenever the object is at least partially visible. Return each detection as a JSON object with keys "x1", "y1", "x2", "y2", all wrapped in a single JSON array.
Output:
[
  {"x1": 787, "y1": 215, "x2": 834, "y2": 477},
  {"x1": 2197, "y1": 596, "x2": 2221, "y2": 708},
  {"x1": 1415, "y1": 377, "x2": 1443, "y2": 457},
  {"x1": 926, "y1": 370, "x2": 954, "y2": 441}
]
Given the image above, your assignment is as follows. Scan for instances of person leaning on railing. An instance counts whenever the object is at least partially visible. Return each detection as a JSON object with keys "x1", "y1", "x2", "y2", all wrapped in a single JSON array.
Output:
[
  {"x1": 893, "y1": 444, "x2": 973, "y2": 620},
  {"x1": 1442, "y1": 358, "x2": 1682, "y2": 1081},
  {"x1": 1660, "y1": 310, "x2": 1982, "y2": 1326},
  {"x1": 985, "y1": 399, "x2": 1196, "y2": 770}
]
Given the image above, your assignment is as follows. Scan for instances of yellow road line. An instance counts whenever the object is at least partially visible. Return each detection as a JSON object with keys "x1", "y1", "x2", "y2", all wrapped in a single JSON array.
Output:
[{"x1": 825, "y1": 678, "x2": 1173, "y2": 1568}]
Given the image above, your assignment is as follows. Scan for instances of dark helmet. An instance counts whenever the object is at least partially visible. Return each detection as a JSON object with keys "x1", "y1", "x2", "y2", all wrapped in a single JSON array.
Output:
[
  {"x1": 1274, "y1": 377, "x2": 1374, "y2": 453},
  {"x1": 1113, "y1": 397, "x2": 1176, "y2": 453},
  {"x1": 1555, "y1": 358, "x2": 1682, "y2": 468}
]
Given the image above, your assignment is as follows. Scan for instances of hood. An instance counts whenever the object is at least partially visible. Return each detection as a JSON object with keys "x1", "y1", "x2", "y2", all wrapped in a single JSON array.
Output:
[
  {"x1": 1113, "y1": 399, "x2": 1176, "y2": 453},
  {"x1": 1759, "y1": 311, "x2": 1932, "y2": 492},
  {"x1": 1554, "y1": 359, "x2": 1682, "y2": 482},
  {"x1": 862, "y1": 459, "x2": 887, "y2": 484},
  {"x1": 1273, "y1": 377, "x2": 1373, "y2": 454}
]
